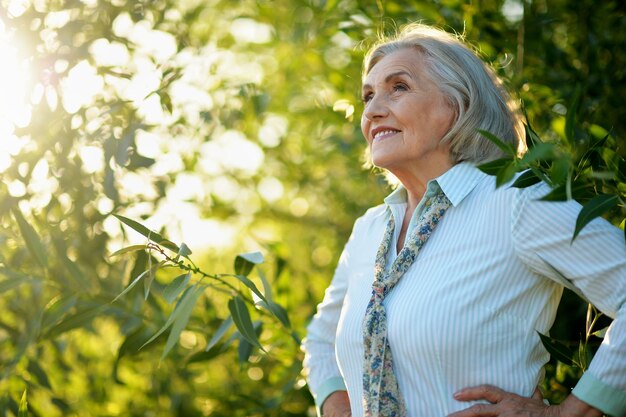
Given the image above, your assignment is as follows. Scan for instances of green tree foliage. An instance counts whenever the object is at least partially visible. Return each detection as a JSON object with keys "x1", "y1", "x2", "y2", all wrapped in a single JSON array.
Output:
[{"x1": 0, "y1": 0, "x2": 624, "y2": 415}]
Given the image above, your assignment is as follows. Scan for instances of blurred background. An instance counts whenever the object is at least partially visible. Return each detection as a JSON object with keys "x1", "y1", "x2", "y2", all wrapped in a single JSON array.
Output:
[{"x1": 0, "y1": 0, "x2": 624, "y2": 415}]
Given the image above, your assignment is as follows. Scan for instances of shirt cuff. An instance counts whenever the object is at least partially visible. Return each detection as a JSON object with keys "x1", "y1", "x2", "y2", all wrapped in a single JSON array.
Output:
[
  {"x1": 313, "y1": 376, "x2": 347, "y2": 417},
  {"x1": 572, "y1": 372, "x2": 626, "y2": 417}
]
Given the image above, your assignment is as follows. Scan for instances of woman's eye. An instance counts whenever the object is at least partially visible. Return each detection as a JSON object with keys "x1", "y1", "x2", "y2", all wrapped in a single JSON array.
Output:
[
  {"x1": 393, "y1": 83, "x2": 408, "y2": 92},
  {"x1": 362, "y1": 92, "x2": 373, "y2": 103}
]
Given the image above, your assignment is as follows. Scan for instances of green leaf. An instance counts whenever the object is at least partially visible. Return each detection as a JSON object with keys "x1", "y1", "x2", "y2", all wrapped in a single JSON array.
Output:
[
  {"x1": 228, "y1": 296, "x2": 263, "y2": 350},
  {"x1": 539, "y1": 181, "x2": 590, "y2": 202},
  {"x1": 0, "y1": 268, "x2": 38, "y2": 293},
  {"x1": 237, "y1": 321, "x2": 263, "y2": 363},
  {"x1": 161, "y1": 285, "x2": 202, "y2": 360},
  {"x1": 113, "y1": 326, "x2": 153, "y2": 382},
  {"x1": 42, "y1": 295, "x2": 78, "y2": 329},
  {"x1": 141, "y1": 285, "x2": 199, "y2": 350},
  {"x1": 478, "y1": 129, "x2": 516, "y2": 156},
  {"x1": 51, "y1": 234, "x2": 91, "y2": 292},
  {"x1": 12, "y1": 208, "x2": 47, "y2": 269},
  {"x1": 549, "y1": 156, "x2": 571, "y2": 186},
  {"x1": 495, "y1": 161, "x2": 519, "y2": 187},
  {"x1": 178, "y1": 242, "x2": 192, "y2": 257},
  {"x1": 565, "y1": 86, "x2": 581, "y2": 146},
  {"x1": 27, "y1": 360, "x2": 51, "y2": 389},
  {"x1": 520, "y1": 142, "x2": 556, "y2": 165},
  {"x1": 523, "y1": 118, "x2": 542, "y2": 149},
  {"x1": 267, "y1": 301, "x2": 291, "y2": 328},
  {"x1": 573, "y1": 194, "x2": 619, "y2": 241},
  {"x1": 591, "y1": 326, "x2": 609, "y2": 339},
  {"x1": 511, "y1": 170, "x2": 541, "y2": 188},
  {"x1": 109, "y1": 245, "x2": 147, "y2": 257},
  {"x1": 158, "y1": 239, "x2": 180, "y2": 253},
  {"x1": 230, "y1": 274, "x2": 266, "y2": 303},
  {"x1": 234, "y1": 251, "x2": 264, "y2": 276},
  {"x1": 258, "y1": 269, "x2": 273, "y2": 302},
  {"x1": 537, "y1": 332, "x2": 575, "y2": 366},
  {"x1": 163, "y1": 272, "x2": 191, "y2": 304},
  {"x1": 143, "y1": 264, "x2": 155, "y2": 301},
  {"x1": 206, "y1": 316, "x2": 233, "y2": 352},
  {"x1": 18, "y1": 389, "x2": 27, "y2": 417},
  {"x1": 112, "y1": 269, "x2": 152, "y2": 303},
  {"x1": 44, "y1": 305, "x2": 108, "y2": 339},
  {"x1": 113, "y1": 214, "x2": 166, "y2": 245},
  {"x1": 477, "y1": 157, "x2": 513, "y2": 176}
]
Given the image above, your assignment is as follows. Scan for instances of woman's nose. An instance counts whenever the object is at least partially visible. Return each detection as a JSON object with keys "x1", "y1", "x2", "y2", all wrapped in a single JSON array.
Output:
[{"x1": 363, "y1": 95, "x2": 388, "y2": 120}]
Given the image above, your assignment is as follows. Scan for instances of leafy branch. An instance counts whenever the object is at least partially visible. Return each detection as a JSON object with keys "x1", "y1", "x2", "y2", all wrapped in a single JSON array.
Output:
[{"x1": 111, "y1": 214, "x2": 297, "y2": 362}]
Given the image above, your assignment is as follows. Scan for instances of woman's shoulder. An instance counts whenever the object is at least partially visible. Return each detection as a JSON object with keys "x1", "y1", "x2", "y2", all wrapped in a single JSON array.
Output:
[{"x1": 349, "y1": 204, "x2": 388, "y2": 236}]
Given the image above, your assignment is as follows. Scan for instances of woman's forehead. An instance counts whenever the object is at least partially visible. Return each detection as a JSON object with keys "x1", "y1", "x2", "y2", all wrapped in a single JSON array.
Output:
[{"x1": 362, "y1": 50, "x2": 426, "y2": 86}]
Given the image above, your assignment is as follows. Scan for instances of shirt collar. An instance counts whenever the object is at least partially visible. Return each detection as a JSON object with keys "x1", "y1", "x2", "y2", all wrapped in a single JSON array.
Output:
[{"x1": 383, "y1": 162, "x2": 485, "y2": 208}]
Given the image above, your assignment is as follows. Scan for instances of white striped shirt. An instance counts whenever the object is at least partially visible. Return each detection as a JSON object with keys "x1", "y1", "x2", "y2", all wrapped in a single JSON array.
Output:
[{"x1": 302, "y1": 162, "x2": 626, "y2": 416}]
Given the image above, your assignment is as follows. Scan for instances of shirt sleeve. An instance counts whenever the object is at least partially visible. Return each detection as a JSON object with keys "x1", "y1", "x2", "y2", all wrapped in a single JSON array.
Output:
[
  {"x1": 302, "y1": 215, "x2": 364, "y2": 414},
  {"x1": 511, "y1": 182, "x2": 626, "y2": 416}
]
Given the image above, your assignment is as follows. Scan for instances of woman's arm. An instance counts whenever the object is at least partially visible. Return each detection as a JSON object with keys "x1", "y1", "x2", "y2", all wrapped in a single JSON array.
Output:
[
  {"x1": 303, "y1": 215, "x2": 367, "y2": 416},
  {"x1": 321, "y1": 391, "x2": 352, "y2": 417}
]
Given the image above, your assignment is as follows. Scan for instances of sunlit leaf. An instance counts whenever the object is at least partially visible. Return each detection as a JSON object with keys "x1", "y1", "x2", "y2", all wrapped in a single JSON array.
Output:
[
  {"x1": 258, "y1": 269, "x2": 273, "y2": 302},
  {"x1": 112, "y1": 269, "x2": 152, "y2": 303},
  {"x1": 591, "y1": 326, "x2": 609, "y2": 339},
  {"x1": 230, "y1": 274, "x2": 266, "y2": 303},
  {"x1": 109, "y1": 245, "x2": 148, "y2": 258},
  {"x1": 42, "y1": 295, "x2": 78, "y2": 329},
  {"x1": 161, "y1": 285, "x2": 203, "y2": 360},
  {"x1": 113, "y1": 214, "x2": 165, "y2": 245},
  {"x1": 537, "y1": 332, "x2": 575, "y2": 366},
  {"x1": 163, "y1": 272, "x2": 191, "y2": 304},
  {"x1": 573, "y1": 194, "x2": 619, "y2": 241},
  {"x1": 18, "y1": 389, "x2": 27, "y2": 417},
  {"x1": 141, "y1": 285, "x2": 199, "y2": 350},
  {"x1": 206, "y1": 316, "x2": 233, "y2": 352},
  {"x1": 12, "y1": 208, "x2": 47, "y2": 269},
  {"x1": 234, "y1": 251, "x2": 264, "y2": 276},
  {"x1": 143, "y1": 255, "x2": 157, "y2": 300},
  {"x1": 159, "y1": 239, "x2": 180, "y2": 253},
  {"x1": 228, "y1": 296, "x2": 263, "y2": 350},
  {"x1": 178, "y1": 242, "x2": 192, "y2": 257}
]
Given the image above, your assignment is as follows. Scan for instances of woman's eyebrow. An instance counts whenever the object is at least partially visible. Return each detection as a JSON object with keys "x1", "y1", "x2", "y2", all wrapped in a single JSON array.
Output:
[{"x1": 362, "y1": 70, "x2": 413, "y2": 91}]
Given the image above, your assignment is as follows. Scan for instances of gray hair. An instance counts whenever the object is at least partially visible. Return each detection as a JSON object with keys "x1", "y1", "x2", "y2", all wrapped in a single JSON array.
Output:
[{"x1": 363, "y1": 23, "x2": 525, "y2": 164}]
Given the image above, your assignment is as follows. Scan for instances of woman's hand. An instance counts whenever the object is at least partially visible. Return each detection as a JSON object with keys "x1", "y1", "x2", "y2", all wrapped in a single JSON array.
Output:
[
  {"x1": 447, "y1": 385, "x2": 603, "y2": 417},
  {"x1": 321, "y1": 390, "x2": 351, "y2": 417}
]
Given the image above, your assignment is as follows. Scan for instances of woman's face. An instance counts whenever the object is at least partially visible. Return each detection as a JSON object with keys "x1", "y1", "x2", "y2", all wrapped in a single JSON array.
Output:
[{"x1": 361, "y1": 49, "x2": 455, "y2": 181}]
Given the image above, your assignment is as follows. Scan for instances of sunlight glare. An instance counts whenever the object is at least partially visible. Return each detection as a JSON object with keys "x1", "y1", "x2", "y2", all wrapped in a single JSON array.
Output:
[{"x1": 0, "y1": 20, "x2": 33, "y2": 132}]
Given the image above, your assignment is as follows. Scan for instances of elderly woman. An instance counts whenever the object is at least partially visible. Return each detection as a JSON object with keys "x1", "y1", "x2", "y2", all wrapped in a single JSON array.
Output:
[{"x1": 302, "y1": 24, "x2": 626, "y2": 417}]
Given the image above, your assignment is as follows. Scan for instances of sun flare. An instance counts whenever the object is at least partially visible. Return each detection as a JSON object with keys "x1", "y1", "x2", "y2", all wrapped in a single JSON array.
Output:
[{"x1": 0, "y1": 19, "x2": 32, "y2": 133}]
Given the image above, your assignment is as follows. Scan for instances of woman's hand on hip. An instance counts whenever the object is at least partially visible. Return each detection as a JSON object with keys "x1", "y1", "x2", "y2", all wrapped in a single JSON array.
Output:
[
  {"x1": 321, "y1": 390, "x2": 351, "y2": 417},
  {"x1": 447, "y1": 384, "x2": 603, "y2": 417}
]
